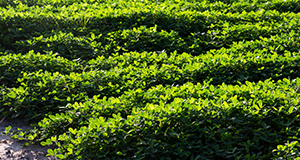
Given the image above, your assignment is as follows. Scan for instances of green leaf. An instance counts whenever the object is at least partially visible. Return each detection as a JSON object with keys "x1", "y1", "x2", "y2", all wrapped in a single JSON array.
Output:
[
  {"x1": 91, "y1": 33, "x2": 95, "y2": 40},
  {"x1": 288, "y1": 106, "x2": 294, "y2": 114},
  {"x1": 56, "y1": 155, "x2": 64, "y2": 159},
  {"x1": 41, "y1": 141, "x2": 47, "y2": 146},
  {"x1": 258, "y1": 100, "x2": 263, "y2": 108},
  {"x1": 21, "y1": 142, "x2": 29, "y2": 146},
  {"x1": 194, "y1": 155, "x2": 201, "y2": 160},
  {"x1": 209, "y1": 85, "x2": 214, "y2": 91},
  {"x1": 69, "y1": 128, "x2": 77, "y2": 134},
  {"x1": 7, "y1": 92, "x2": 16, "y2": 99},
  {"x1": 223, "y1": 101, "x2": 229, "y2": 109},
  {"x1": 47, "y1": 149, "x2": 54, "y2": 156},
  {"x1": 5, "y1": 126, "x2": 11, "y2": 134},
  {"x1": 254, "y1": 105, "x2": 260, "y2": 111},
  {"x1": 214, "y1": 144, "x2": 220, "y2": 151},
  {"x1": 51, "y1": 136, "x2": 57, "y2": 142}
]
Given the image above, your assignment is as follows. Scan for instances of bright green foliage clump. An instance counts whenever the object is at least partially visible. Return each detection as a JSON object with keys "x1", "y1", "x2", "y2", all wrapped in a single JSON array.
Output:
[{"x1": 1, "y1": 0, "x2": 300, "y2": 159}]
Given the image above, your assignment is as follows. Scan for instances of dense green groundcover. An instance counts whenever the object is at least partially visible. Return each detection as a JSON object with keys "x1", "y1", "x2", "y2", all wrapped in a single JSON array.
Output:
[{"x1": 1, "y1": 0, "x2": 300, "y2": 159}]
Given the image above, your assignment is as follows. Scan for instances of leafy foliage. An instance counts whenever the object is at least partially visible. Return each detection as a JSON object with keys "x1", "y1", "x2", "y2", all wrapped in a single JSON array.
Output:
[{"x1": 1, "y1": 0, "x2": 300, "y2": 159}]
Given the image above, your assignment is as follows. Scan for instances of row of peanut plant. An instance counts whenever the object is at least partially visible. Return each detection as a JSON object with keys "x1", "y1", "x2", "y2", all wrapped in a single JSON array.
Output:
[{"x1": 1, "y1": 0, "x2": 300, "y2": 159}]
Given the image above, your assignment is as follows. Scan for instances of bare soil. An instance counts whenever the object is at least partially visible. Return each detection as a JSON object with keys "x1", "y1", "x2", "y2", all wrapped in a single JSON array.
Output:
[{"x1": 0, "y1": 118, "x2": 57, "y2": 160}]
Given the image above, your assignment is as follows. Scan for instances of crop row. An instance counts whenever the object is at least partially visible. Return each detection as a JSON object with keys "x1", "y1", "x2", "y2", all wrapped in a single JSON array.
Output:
[
  {"x1": 4, "y1": 78, "x2": 300, "y2": 159},
  {"x1": 2, "y1": 29, "x2": 300, "y2": 89},
  {"x1": 1, "y1": 0, "x2": 299, "y2": 13},
  {"x1": 2, "y1": 47, "x2": 300, "y2": 122},
  {"x1": 1, "y1": 1, "x2": 300, "y2": 59},
  {"x1": 1, "y1": 29, "x2": 300, "y2": 86}
]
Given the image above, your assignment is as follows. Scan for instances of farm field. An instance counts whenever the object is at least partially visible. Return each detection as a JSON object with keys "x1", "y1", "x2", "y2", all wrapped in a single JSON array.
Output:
[{"x1": 1, "y1": 0, "x2": 300, "y2": 159}]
